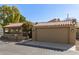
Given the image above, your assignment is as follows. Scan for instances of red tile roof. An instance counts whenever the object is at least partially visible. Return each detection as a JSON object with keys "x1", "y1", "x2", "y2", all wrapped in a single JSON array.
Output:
[
  {"x1": 4, "y1": 23, "x2": 23, "y2": 28},
  {"x1": 34, "y1": 21, "x2": 75, "y2": 27}
]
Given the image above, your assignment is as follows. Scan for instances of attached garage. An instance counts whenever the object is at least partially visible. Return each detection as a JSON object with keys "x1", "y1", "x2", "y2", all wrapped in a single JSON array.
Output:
[
  {"x1": 32, "y1": 21, "x2": 76, "y2": 44},
  {"x1": 36, "y1": 28, "x2": 69, "y2": 44}
]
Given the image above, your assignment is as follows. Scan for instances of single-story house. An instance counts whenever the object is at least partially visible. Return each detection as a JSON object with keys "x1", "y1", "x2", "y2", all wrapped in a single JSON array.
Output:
[
  {"x1": 32, "y1": 18, "x2": 79, "y2": 45},
  {"x1": 2, "y1": 23, "x2": 28, "y2": 41},
  {"x1": 3, "y1": 23, "x2": 27, "y2": 34}
]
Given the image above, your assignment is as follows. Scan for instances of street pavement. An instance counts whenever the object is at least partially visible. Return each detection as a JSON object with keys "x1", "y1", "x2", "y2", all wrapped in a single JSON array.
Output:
[{"x1": 0, "y1": 41, "x2": 79, "y2": 55}]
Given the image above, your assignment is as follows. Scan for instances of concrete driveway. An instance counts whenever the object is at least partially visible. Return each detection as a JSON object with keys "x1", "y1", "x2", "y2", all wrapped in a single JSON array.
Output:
[{"x1": 0, "y1": 41, "x2": 79, "y2": 55}]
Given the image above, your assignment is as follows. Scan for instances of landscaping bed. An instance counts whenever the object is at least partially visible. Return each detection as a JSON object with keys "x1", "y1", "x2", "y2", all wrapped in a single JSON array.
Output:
[{"x1": 0, "y1": 34, "x2": 27, "y2": 42}]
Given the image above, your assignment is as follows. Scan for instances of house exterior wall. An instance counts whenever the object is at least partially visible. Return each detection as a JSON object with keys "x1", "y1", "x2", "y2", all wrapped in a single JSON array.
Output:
[
  {"x1": 69, "y1": 26, "x2": 76, "y2": 44},
  {"x1": 32, "y1": 28, "x2": 37, "y2": 41},
  {"x1": 36, "y1": 28, "x2": 69, "y2": 44},
  {"x1": 32, "y1": 26, "x2": 76, "y2": 44}
]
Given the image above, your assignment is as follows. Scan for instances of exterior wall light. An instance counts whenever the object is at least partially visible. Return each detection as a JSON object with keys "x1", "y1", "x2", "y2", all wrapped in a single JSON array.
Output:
[{"x1": 71, "y1": 29, "x2": 74, "y2": 32}]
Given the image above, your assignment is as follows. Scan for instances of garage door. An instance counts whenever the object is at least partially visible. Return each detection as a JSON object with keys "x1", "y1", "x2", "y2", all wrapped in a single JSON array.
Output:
[{"x1": 36, "y1": 28, "x2": 69, "y2": 44}]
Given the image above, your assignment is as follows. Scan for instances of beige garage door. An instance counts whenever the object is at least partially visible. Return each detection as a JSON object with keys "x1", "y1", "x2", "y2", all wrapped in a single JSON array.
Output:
[{"x1": 36, "y1": 28, "x2": 69, "y2": 44}]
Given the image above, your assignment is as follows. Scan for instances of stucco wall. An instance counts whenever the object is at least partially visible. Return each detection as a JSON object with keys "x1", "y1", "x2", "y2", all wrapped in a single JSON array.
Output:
[
  {"x1": 69, "y1": 26, "x2": 76, "y2": 44},
  {"x1": 32, "y1": 26, "x2": 76, "y2": 44},
  {"x1": 36, "y1": 28, "x2": 69, "y2": 44},
  {"x1": 32, "y1": 28, "x2": 37, "y2": 41}
]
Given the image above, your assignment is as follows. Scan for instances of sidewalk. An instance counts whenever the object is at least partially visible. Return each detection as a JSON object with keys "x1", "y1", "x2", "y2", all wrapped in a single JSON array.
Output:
[{"x1": 17, "y1": 40, "x2": 76, "y2": 51}]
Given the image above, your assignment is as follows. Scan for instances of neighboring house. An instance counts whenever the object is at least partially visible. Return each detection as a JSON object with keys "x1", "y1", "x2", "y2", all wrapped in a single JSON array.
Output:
[
  {"x1": 32, "y1": 18, "x2": 78, "y2": 45},
  {"x1": 48, "y1": 18, "x2": 60, "y2": 22},
  {"x1": 2, "y1": 23, "x2": 28, "y2": 41}
]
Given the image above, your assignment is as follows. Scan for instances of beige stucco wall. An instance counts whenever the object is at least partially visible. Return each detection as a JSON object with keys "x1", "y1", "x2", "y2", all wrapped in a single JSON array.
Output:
[
  {"x1": 32, "y1": 28, "x2": 37, "y2": 41},
  {"x1": 36, "y1": 28, "x2": 69, "y2": 44},
  {"x1": 69, "y1": 26, "x2": 76, "y2": 44},
  {"x1": 32, "y1": 26, "x2": 76, "y2": 44}
]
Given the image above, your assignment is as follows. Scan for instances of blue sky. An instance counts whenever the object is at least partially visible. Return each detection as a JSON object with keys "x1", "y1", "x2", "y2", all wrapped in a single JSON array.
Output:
[{"x1": 0, "y1": 4, "x2": 79, "y2": 22}]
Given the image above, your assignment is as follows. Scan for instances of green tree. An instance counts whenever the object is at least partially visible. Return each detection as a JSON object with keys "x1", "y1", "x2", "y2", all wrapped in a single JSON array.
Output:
[
  {"x1": 0, "y1": 5, "x2": 12, "y2": 26},
  {"x1": 0, "y1": 5, "x2": 29, "y2": 26},
  {"x1": 0, "y1": 5, "x2": 33, "y2": 34}
]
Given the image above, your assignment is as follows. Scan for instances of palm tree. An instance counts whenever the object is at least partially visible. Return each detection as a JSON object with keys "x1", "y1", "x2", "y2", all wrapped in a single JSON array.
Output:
[
  {"x1": 0, "y1": 5, "x2": 33, "y2": 38},
  {"x1": 0, "y1": 5, "x2": 33, "y2": 29},
  {"x1": 0, "y1": 5, "x2": 24, "y2": 25},
  {"x1": 0, "y1": 5, "x2": 12, "y2": 26}
]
